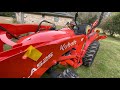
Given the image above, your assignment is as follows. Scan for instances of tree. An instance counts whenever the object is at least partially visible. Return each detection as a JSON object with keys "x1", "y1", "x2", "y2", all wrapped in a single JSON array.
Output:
[
  {"x1": 101, "y1": 12, "x2": 120, "y2": 36},
  {"x1": 67, "y1": 12, "x2": 107, "y2": 28},
  {"x1": 77, "y1": 12, "x2": 100, "y2": 25}
]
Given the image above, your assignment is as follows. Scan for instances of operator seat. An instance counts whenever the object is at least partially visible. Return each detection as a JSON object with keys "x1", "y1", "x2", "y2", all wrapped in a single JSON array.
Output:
[{"x1": 74, "y1": 24, "x2": 90, "y2": 35}]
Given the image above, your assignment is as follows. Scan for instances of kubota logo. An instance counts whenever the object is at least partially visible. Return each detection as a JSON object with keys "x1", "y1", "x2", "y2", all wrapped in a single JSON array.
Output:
[{"x1": 60, "y1": 40, "x2": 77, "y2": 51}]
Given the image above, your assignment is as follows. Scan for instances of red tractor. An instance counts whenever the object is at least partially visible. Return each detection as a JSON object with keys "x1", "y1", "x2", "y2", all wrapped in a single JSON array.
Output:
[{"x1": 0, "y1": 12, "x2": 107, "y2": 78}]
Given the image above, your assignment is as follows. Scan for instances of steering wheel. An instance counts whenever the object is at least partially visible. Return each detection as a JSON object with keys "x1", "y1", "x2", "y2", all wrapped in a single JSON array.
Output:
[{"x1": 36, "y1": 20, "x2": 56, "y2": 32}]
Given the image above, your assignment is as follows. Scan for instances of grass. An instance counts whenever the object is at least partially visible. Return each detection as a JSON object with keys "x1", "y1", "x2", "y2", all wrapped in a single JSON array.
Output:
[
  {"x1": 75, "y1": 36, "x2": 120, "y2": 78},
  {"x1": 3, "y1": 39, "x2": 17, "y2": 51},
  {"x1": 56, "y1": 25, "x2": 63, "y2": 29}
]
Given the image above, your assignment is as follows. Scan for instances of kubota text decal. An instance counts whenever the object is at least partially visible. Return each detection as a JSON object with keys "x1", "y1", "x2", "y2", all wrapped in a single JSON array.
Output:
[{"x1": 60, "y1": 40, "x2": 77, "y2": 51}]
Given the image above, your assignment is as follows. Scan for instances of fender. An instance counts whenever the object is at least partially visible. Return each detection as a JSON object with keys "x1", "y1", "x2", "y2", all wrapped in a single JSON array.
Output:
[{"x1": 81, "y1": 32, "x2": 99, "y2": 57}]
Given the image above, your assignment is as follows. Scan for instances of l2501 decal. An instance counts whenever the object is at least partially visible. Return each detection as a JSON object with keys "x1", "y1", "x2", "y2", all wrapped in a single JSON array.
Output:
[
  {"x1": 37, "y1": 52, "x2": 53, "y2": 68},
  {"x1": 27, "y1": 52, "x2": 53, "y2": 78}
]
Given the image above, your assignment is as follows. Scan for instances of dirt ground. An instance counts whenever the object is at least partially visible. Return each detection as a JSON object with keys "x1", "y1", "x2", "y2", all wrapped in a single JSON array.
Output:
[{"x1": 0, "y1": 16, "x2": 13, "y2": 24}]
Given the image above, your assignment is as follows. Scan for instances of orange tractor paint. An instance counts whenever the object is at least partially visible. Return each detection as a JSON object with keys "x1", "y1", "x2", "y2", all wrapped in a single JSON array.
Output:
[{"x1": 0, "y1": 12, "x2": 107, "y2": 78}]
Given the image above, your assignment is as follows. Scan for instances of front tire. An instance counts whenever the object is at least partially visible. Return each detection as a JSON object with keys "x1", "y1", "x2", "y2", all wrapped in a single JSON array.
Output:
[
  {"x1": 57, "y1": 68, "x2": 79, "y2": 78},
  {"x1": 82, "y1": 41, "x2": 100, "y2": 67},
  {"x1": 49, "y1": 68, "x2": 79, "y2": 78}
]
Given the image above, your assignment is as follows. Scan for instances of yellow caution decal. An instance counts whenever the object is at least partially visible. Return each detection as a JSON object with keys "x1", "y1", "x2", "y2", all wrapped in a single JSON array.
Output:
[{"x1": 23, "y1": 45, "x2": 42, "y2": 61}]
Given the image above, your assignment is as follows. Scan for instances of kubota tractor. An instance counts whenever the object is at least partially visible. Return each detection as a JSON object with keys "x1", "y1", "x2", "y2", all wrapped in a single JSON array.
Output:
[{"x1": 0, "y1": 12, "x2": 107, "y2": 78}]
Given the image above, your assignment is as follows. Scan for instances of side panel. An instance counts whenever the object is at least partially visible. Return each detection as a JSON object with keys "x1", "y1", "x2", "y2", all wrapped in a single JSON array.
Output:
[
  {"x1": 0, "y1": 35, "x2": 85, "y2": 78},
  {"x1": 29, "y1": 35, "x2": 85, "y2": 78}
]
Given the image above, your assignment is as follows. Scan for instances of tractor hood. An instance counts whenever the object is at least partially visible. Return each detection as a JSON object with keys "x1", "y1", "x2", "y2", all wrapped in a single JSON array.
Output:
[{"x1": 17, "y1": 28, "x2": 75, "y2": 46}]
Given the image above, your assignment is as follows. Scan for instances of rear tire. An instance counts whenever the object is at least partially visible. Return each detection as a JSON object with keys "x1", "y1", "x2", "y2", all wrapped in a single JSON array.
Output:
[{"x1": 82, "y1": 41, "x2": 100, "y2": 67}]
